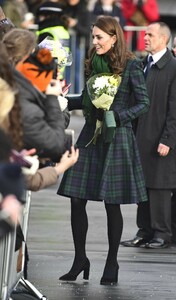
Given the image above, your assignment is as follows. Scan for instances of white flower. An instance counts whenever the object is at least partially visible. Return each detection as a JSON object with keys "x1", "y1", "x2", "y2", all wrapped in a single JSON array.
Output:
[
  {"x1": 93, "y1": 76, "x2": 109, "y2": 90},
  {"x1": 87, "y1": 73, "x2": 121, "y2": 109}
]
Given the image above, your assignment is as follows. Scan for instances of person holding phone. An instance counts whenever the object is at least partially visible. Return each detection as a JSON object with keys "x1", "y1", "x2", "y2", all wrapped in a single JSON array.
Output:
[{"x1": 1, "y1": 28, "x2": 67, "y2": 161}]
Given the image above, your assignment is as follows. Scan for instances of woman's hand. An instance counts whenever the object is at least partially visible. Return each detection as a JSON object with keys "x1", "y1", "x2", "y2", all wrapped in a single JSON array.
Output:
[
  {"x1": 1, "y1": 195, "x2": 22, "y2": 224},
  {"x1": 54, "y1": 146, "x2": 79, "y2": 175},
  {"x1": 96, "y1": 108, "x2": 104, "y2": 121}
]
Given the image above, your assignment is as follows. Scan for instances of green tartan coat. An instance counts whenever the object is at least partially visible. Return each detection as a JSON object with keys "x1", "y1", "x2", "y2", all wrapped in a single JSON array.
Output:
[{"x1": 58, "y1": 58, "x2": 150, "y2": 204}]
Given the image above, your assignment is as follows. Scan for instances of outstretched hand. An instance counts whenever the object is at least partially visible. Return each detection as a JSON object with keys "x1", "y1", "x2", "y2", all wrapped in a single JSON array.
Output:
[
  {"x1": 46, "y1": 79, "x2": 62, "y2": 96},
  {"x1": 54, "y1": 146, "x2": 79, "y2": 175}
]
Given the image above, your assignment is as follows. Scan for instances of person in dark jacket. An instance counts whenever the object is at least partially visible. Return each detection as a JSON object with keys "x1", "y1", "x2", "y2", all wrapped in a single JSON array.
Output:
[
  {"x1": 170, "y1": 38, "x2": 176, "y2": 245},
  {"x1": 121, "y1": 22, "x2": 176, "y2": 249},
  {"x1": 57, "y1": 16, "x2": 149, "y2": 285},
  {"x1": 36, "y1": 1, "x2": 69, "y2": 44},
  {"x1": 92, "y1": 0, "x2": 126, "y2": 28},
  {"x1": 0, "y1": 128, "x2": 24, "y2": 240},
  {"x1": 2, "y1": 29, "x2": 67, "y2": 161}
]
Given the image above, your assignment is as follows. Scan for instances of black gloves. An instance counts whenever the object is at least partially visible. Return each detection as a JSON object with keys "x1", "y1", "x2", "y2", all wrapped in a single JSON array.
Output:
[
  {"x1": 96, "y1": 109, "x2": 120, "y2": 127},
  {"x1": 96, "y1": 108, "x2": 104, "y2": 121}
]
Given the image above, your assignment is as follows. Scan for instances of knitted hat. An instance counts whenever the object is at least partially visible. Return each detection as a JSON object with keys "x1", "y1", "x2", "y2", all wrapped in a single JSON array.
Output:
[
  {"x1": 0, "y1": 6, "x2": 15, "y2": 39},
  {"x1": 16, "y1": 47, "x2": 56, "y2": 92}
]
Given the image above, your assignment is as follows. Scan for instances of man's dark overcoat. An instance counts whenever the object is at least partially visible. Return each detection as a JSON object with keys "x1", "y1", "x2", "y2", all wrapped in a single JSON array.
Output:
[{"x1": 136, "y1": 49, "x2": 176, "y2": 188}]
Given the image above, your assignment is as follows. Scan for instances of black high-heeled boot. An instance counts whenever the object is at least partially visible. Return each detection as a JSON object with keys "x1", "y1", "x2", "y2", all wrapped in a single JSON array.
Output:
[
  {"x1": 100, "y1": 203, "x2": 123, "y2": 286},
  {"x1": 100, "y1": 263, "x2": 119, "y2": 285},
  {"x1": 59, "y1": 258, "x2": 90, "y2": 281},
  {"x1": 59, "y1": 198, "x2": 89, "y2": 281}
]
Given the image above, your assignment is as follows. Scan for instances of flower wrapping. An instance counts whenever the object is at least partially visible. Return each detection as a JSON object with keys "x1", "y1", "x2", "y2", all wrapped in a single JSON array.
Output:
[
  {"x1": 86, "y1": 73, "x2": 121, "y2": 145},
  {"x1": 38, "y1": 36, "x2": 72, "y2": 68}
]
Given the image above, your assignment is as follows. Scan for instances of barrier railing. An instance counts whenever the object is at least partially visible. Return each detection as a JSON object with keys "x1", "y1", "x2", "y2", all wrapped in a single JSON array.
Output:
[
  {"x1": 63, "y1": 29, "x2": 86, "y2": 94},
  {"x1": 0, "y1": 191, "x2": 47, "y2": 300},
  {"x1": 124, "y1": 25, "x2": 147, "y2": 54}
]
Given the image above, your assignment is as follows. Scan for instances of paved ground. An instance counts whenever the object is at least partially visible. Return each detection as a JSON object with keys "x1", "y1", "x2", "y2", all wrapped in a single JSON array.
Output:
[{"x1": 26, "y1": 114, "x2": 176, "y2": 300}]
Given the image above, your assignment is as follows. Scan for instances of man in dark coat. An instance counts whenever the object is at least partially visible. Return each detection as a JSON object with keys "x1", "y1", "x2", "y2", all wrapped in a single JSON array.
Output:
[{"x1": 121, "y1": 22, "x2": 176, "y2": 249}]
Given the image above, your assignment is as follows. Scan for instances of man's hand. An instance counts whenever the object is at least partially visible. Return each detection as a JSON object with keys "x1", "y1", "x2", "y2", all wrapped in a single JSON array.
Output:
[{"x1": 157, "y1": 143, "x2": 170, "y2": 156}]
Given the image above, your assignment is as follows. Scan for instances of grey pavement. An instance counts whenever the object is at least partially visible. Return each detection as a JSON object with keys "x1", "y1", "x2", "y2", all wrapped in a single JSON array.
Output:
[{"x1": 27, "y1": 114, "x2": 176, "y2": 300}]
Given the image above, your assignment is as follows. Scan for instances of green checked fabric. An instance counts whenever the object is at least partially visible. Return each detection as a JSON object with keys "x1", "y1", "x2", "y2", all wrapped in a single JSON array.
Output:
[{"x1": 58, "y1": 58, "x2": 149, "y2": 204}]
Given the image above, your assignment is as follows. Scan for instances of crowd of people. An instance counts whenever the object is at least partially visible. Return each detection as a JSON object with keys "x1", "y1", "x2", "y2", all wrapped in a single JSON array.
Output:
[
  {"x1": 0, "y1": 2, "x2": 79, "y2": 284},
  {"x1": 0, "y1": 0, "x2": 160, "y2": 93},
  {"x1": 1, "y1": 0, "x2": 176, "y2": 296}
]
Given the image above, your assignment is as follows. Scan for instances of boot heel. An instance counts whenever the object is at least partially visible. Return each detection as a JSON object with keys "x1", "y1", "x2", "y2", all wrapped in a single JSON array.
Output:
[
  {"x1": 83, "y1": 265, "x2": 90, "y2": 280},
  {"x1": 59, "y1": 258, "x2": 90, "y2": 282}
]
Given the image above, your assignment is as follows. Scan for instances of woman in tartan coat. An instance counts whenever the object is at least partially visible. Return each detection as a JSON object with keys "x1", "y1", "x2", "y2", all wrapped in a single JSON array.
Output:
[{"x1": 58, "y1": 16, "x2": 149, "y2": 285}]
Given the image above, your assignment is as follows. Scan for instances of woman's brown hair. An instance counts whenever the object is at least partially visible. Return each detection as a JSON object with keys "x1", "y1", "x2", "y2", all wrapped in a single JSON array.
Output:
[
  {"x1": 0, "y1": 42, "x2": 15, "y2": 88},
  {"x1": 1, "y1": 29, "x2": 37, "y2": 150},
  {"x1": 85, "y1": 16, "x2": 135, "y2": 76},
  {"x1": 0, "y1": 41, "x2": 24, "y2": 150},
  {"x1": 2, "y1": 28, "x2": 36, "y2": 66}
]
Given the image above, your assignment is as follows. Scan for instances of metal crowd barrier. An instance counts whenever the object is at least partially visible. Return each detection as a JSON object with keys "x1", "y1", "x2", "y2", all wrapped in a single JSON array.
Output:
[
  {"x1": 67, "y1": 30, "x2": 86, "y2": 94},
  {"x1": 0, "y1": 226, "x2": 17, "y2": 300},
  {"x1": 0, "y1": 191, "x2": 47, "y2": 300}
]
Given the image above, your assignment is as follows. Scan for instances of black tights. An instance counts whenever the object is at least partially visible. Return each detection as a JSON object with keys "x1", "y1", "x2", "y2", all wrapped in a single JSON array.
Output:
[
  {"x1": 104, "y1": 202, "x2": 123, "y2": 264},
  {"x1": 71, "y1": 197, "x2": 88, "y2": 262},
  {"x1": 70, "y1": 197, "x2": 123, "y2": 274}
]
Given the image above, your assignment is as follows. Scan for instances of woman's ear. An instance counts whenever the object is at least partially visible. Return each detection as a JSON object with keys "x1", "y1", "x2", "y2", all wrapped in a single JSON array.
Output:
[{"x1": 112, "y1": 34, "x2": 117, "y2": 45}]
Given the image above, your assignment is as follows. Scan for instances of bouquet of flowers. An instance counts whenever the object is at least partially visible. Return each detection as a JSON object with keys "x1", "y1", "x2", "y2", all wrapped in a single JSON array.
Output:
[
  {"x1": 86, "y1": 73, "x2": 121, "y2": 145},
  {"x1": 38, "y1": 36, "x2": 72, "y2": 68}
]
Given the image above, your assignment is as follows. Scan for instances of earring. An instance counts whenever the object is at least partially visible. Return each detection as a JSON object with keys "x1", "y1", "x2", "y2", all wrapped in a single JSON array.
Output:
[{"x1": 111, "y1": 44, "x2": 114, "y2": 48}]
